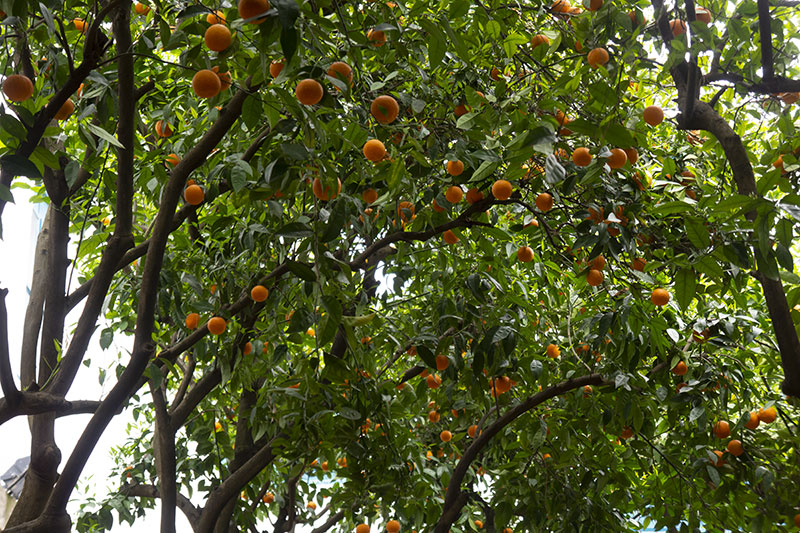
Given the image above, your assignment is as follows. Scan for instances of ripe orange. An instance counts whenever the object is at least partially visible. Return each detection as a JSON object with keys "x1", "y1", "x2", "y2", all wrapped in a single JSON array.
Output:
[
  {"x1": 631, "y1": 257, "x2": 646, "y2": 271},
  {"x1": 155, "y1": 120, "x2": 173, "y2": 137},
  {"x1": 572, "y1": 147, "x2": 592, "y2": 167},
  {"x1": 192, "y1": 69, "x2": 222, "y2": 98},
  {"x1": 491, "y1": 179, "x2": 513, "y2": 200},
  {"x1": 427, "y1": 374, "x2": 442, "y2": 388},
  {"x1": 356, "y1": 524, "x2": 371, "y2": 533},
  {"x1": 312, "y1": 177, "x2": 342, "y2": 201},
  {"x1": 694, "y1": 6, "x2": 711, "y2": 23},
  {"x1": 306, "y1": 501, "x2": 317, "y2": 509},
  {"x1": 428, "y1": 410, "x2": 440, "y2": 423},
  {"x1": 443, "y1": 230, "x2": 459, "y2": 244},
  {"x1": 2, "y1": 74, "x2": 34, "y2": 102},
  {"x1": 589, "y1": 255, "x2": 606, "y2": 270},
  {"x1": 745, "y1": 411, "x2": 760, "y2": 430},
  {"x1": 468, "y1": 424, "x2": 479, "y2": 438},
  {"x1": 440, "y1": 430, "x2": 452, "y2": 442},
  {"x1": 435, "y1": 354, "x2": 450, "y2": 370},
  {"x1": 530, "y1": 34, "x2": 550, "y2": 48},
  {"x1": 711, "y1": 450, "x2": 725, "y2": 466},
  {"x1": 671, "y1": 361, "x2": 688, "y2": 376},
  {"x1": 165, "y1": 153, "x2": 181, "y2": 167},
  {"x1": 587, "y1": 48, "x2": 609, "y2": 68},
  {"x1": 517, "y1": 246, "x2": 534, "y2": 263},
  {"x1": 588, "y1": 0, "x2": 602, "y2": 10},
  {"x1": 587, "y1": 269, "x2": 603, "y2": 286},
  {"x1": 184, "y1": 184, "x2": 204, "y2": 205},
  {"x1": 296, "y1": 79, "x2": 323, "y2": 105},
  {"x1": 204, "y1": 24, "x2": 232, "y2": 52},
  {"x1": 474, "y1": 520, "x2": 484, "y2": 528},
  {"x1": 713, "y1": 420, "x2": 730, "y2": 439},
  {"x1": 607, "y1": 148, "x2": 627, "y2": 169},
  {"x1": 208, "y1": 316, "x2": 227, "y2": 335},
  {"x1": 620, "y1": 426, "x2": 634, "y2": 439},
  {"x1": 795, "y1": 514, "x2": 800, "y2": 528},
  {"x1": 397, "y1": 201, "x2": 415, "y2": 222},
  {"x1": 238, "y1": 0, "x2": 269, "y2": 23},
  {"x1": 243, "y1": 342, "x2": 253, "y2": 355},
  {"x1": 536, "y1": 192, "x2": 553, "y2": 212},
  {"x1": 447, "y1": 159, "x2": 464, "y2": 176},
  {"x1": 135, "y1": 2, "x2": 151, "y2": 15},
  {"x1": 55, "y1": 98, "x2": 75, "y2": 120},
  {"x1": 371, "y1": 95, "x2": 400, "y2": 123},
  {"x1": 269, "y1": 59, "x2": 284, "y2": 78},
  {"x1": 643, "y1": 105, "x2": 664, "y2": 126},
  {"x1": 73, "y1": 18, "x2": 87, "y2": 33},
  {"x1": 362, "y1": 188, "x2": 378, "y2": 204},
  {"x1": 551, "y1": 0, "x2": 570, "y2": 12},
  {"x1": 727, "y1": 439, "x2": 743, "y2": 457},
  {"x1": 207, "y1": 10, "x2": 226, "y2": 23},
  {"x1": 212, "y1": 66, "x2": 232, "y2": 90},
  {"x1": 670, "y1": 19, "x2": 686, "y2": 37},
  {"x1": 327, "y1": 61, "x2": 353, "y2": 86},
  {"x1": 363, "y1": 139, "x2": 386, "y2": 162},
  {"x1": 445, "y1": 185, "x2": 463, "y2": 204},
  {"x1": 466, "y1": 188, "x2": 484, "y2": 204},
  {"x1": 758, "y1": 406, "x2": 777, "y2": 423},
  {"x1": 263, "y1": 491, "x2": 274, "y2": 503},
  {"x1": 386, "y1": 520, "x2": 401, "y2": 533},
  {"x1": 651, "y1": 288, "x2": 670, "y2": 306},
  {"x1": 624, "y1": 148, "x2": 639, "y2": 165},
  {"x1": 546, "y1": 343, "x2": 560, "y2": 358},
  {"x1": 185, "y1": 312, "x2": 200, "y2": 330},
  {"x1": 251, "y1": 285, "x2": 269, "y2": 302},
  {"x1": 367, "y1": 28, "x2": 386, "y2": 46}
]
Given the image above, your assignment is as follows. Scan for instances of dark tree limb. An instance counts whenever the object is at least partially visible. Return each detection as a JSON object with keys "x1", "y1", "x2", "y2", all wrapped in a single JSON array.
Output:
[
  {"x1": 433, "y1": 374, "x2": 605, "y2": 532},
  {"x1": 310, "y1": 510, "x2": 346, "y2": 533},
  {"x1": 273, "y1": 472, "x2": 301, "y2": 533},
  {"x1": 170, "y1": 354, "x2": 196, "y2": 414},
  {"x1": 168, "y1": 369, "x2": 221, "y2": 431},
  {"x1": 0, "y1": 393, "x2": 100, "y2": 424},
  {"x1": 757, "y1": 0, "x2": 774, "y2": 80},
  {"x1": 149, "y1": 377, "x2": 177, "y2": 533},
  {"x1": 19, "y1": 208, "x2": 51, "y2": 388},
  {"x1": 120, "y1": 484, "x2": 200, "y2": 530},
  {"x1": 0, "y1": 288, "x2": 20, "y2": 406}
]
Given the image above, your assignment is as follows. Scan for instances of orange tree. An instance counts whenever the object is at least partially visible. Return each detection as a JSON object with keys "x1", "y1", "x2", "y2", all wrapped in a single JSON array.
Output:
[{"x1": 1, "y1": 0, "x2": 800, "y2": 531}]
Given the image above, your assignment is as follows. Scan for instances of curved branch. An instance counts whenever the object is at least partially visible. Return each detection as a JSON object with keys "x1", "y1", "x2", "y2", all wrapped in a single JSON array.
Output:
[
  {"x1": 310, "y1": 510, "x2": 345, "y2": 533},
  {"x1": 0, "y1": 393, "x2": 102, "y2": 424},
  {"x1": 0, "y1": 288, "x2": 19, "y2": 406}
]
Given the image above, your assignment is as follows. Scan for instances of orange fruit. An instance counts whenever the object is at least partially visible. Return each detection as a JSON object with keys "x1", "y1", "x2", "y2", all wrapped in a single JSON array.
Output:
[
  {"x1": 474, "y1": 520, "x2": 484, "y2": 528},
  {"x1": 620, "y1": 426, "x2": 634, "y2": 439},
  {"x1": 251, "y1": 285, "x2": 269, "y2": 302},
  {"x1": 711, "y1": 450, "x2": 725, "y2": 466},
  {"x1": 713, "y1": 420, "x2": 730, "y2": 439},
  {"x1": 670, "y1": 19, "x2": 686, "y2": 37},
  {"x1": 296, "y1": 79, "x2": 323, "y2": 105},
  {"x1": 536, "y1": 192, "x2": 553, "y2": 212},
  {"x1": 589, "y1": 255, "x2": 606, "y2": 270},
  {"x1": 466, "y1": 188, "x2": 484, "y2": 204},
  {"x1": 426, "y1": 373, "x2": 442, "y2": 388},
  {"x1": 572, "y1": 147, "x2": 592, "y2": 167},
  {"x1": 587, "y1": 269, "x2": 603, "y2": 286},
  {"x1": 55, "y1": 98, "x2": 75, "y2": 120},
  {"x1": 155, "y1": 120, "x2": 173, "y2": 137},
  {"x1": 624, "y1": 148, "x2": 639, "y2": 165},
  {"x1": 371, "y1": 95, "x2": 400, "y2": 123},
  {"x1": 397, "y1": 201, "x2": 415, "y2": 221},
  {"x1": 468, "y1": 424, "x2": 479, "y2": 438},
  {"x1": 727, "y1": 439, "x2": 743, "y2": 457},
  {"x1": 440, "y1": 430, "x2": 452, "y2": 442},
  {"x1": 238, "y1": 0, "x2": 270, "y2": 23},
  {"x1": 651, "y1": 288, "x2": 670, "y2": 306},
  {"x1": 491, "y1": 179, "x2": 513, "y2": 200},
  {"x1": 206, "y1": 10, "x2": 226, "y2": 23},
  {"x1": 192, "y1": 69, "x2": 222, "y2": 98},
  {"x1": 694, "y1": 6, "x2": 711, "y2": 23},
  {"x1": 671, "y1": 361, "x2": 688, "y2": 376},
  {"x1": 307, "y1": 501, "x2": 317, "y2": 509},
  {"x1": 588, "y1": 0, "x2": 602, "y2": 10},
  {"x1": 490, "y1": 67, "x2": 502, "y2": 80},
  {"x1": 2, "y1": 74, "x2": 34, "y2": 102},
  {"x1": 631, "y1": 257, "x2": 646, "y2": 271},
  {"x1": 447, "y1": 159, "x2": 465, "y2": 176},
  {"x1": 135, "y1": 2, "x2": 151, "y2": 15},
  {"x1": 312, "y1": 177, "x2": 341, "y2": 201},
  {"x1": 494, "y1": 376, "x2": 512, "y2": 394},
  {"x1": 363, "y1": 139, "x2": 386, "y2": 162},
  {"x1": 454, "y1": 103, "x2": 471, "y2": 117},
  {"x1": 367, "y1": 28, "x2": 386, "y2": 46},
  {"x1": 356, "y1": 525, "x2": 370, "y2": 533},
  {"x1": 243, "y1": 342, "x2": 252, "y2": 355},
  {"x1": 758, "y1": 406, "x2": 777, "y2": 423},
  {"x1": 530, "y1": 34, "x2": 550, "y2": 48},
  {"x1": 262, "y1": 491, "x2": 274, "y2": 503},
  {"x1": 546, "y1": 343, "x2": 560, "y2": 358},
  {"x1": 327, "y1": 61, "x2": 353, "y2": 86},
  {"x1": 185, "y1": 312, "x2": 200, "y2": 329},
  {"x1": 165, "y1": 153, "x2": 181, "y2": 167},
  {"x1": 204, "y1": 24, "x2": 232, "y2": 52},
  {"x1": 269, "y1": 59, "x2": 285, "y2": 78},
  {"x1": 428, "y1": 410, "x2": 440, "y2": 423},
  {"x1": 212, "y1": 66, "x2": 232, "y2": 90},
  {"x1": 587, "y1": 48, "x2": 609, "y2": 68},
  {"x1": 73, "y1": 18, "x2": 87, "y2": 33},
  {"x1": 643, "y1": 105, "x2": 664, "y2": 126},
  {"x1": 184, "y1": 184, "x2": 204, "y2": 205},
  {"x1": 517, "y1": 246, "x2": 534, "y2": 263},
  {"x1": 362, "y1": 188, "x2": 378, "y2": 204},
  {"x1": 607, "y1": 148, "x2": 627, "y2": 169},
  {"x1": 745, "y1": 411, "x2": 760, "y2": 430},
  {"x1": 445, "y1": 185, "x2": 463, "y2": 203},
  {"x1": 432, "y1": 199, "x2": 445, "y2": 212},
  {"x1": 386, "y1": 520, "x2": 401, "y2": 533},
  {"x1": 435, "y1": 354, "x2": 450, "y2": 370},
  {"x1": 551, "y1": 0, "x2": 570, "y2": 12},
  {"x1": 208, "y1": 316, "x2": 227, "y2": 335},
  {"x1": 443, "y1": 230, "x2": 459, "y2": 244}
]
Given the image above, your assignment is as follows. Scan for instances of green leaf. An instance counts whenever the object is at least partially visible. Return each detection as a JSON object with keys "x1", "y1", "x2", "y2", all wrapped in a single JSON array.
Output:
[
  {"x1": 86, "y1": 123, "x2": 124, "y2": 148},
  {"x1": 276, "y1": 222, "x2": 313, "y2": 239},
  {"x1": 338, "y1": 407, "x2": 361, "y2": 420},
  {"x1": 471, "y1": 161, "x2": 498, "y2": 182},
  {"x1": 776, "y1": 244, "x2": 794, "y2": 272},
  {"x1": 685, "y1": 217, "x2": 710, "y2": 248},
  {"x1": 286, "y1": 260, "x2": 317, "y2": 281},
  {"x1": 419, "y1": 19, "x2": 446, "y2": 69},
  {"x1": 0, "y1": 155, "x2": 42, "y2": 179},
  {"x1": 776, "y1": 218, "x2": 793, "y2": 248},
  {"x1": 706, "y1": 465, "x2": 721, "y2": 486},
  {"x1": 280, "y1": 26, "x2": 299, "y2": 62},
  {"x1": 0, "y1": 183, "x2": 13, "y2": 204},
  {"x1": 650, "y1": 201, "x2": 693, "y2": 216},
  {"x1": 320, "y1": 200, "x2": 346, "y2": 242},
  {"x1": 272, "y1": 0, "x2": 300, "y2": 28},
  {"x1": 755, "y1": 249, "x2": 779, "y2": 281},
  {"x1": 416, "y1": 345, "x2": 437, "y2": 369},
  {"x1": 689, "y1": 405, "x2": 705, "y2": 422},
  {"x1": 0, "y1": 114, "x2": 27, "y2": 140},
  {"x1": 675, "y1": 268, "x2": 696, "y2": 310},
  {"x1": 342, "y1": 314, "x2": 376, "y2": 327}
]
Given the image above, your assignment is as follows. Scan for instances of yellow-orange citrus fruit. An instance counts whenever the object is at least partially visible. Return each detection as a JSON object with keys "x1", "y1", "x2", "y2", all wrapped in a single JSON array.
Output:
[
  {"x1": 440, "y1": 430, "x2": 452, "y2": 442},
  {"x1": 696, "y1": 7, "x2": 712, "y2": 23},
  {"x1": 624, "y1": 148, "x2": 639, "y2": 165},
  {"x1": 238, "y1": 0, "x2": 270, "y2": 23},
  {"x1": 307, "y1": 501, "x2": 317, "y2": 509},
  {"x1": 243, "y1": 342, "x2": 252, "y2": 355},
  {"x1": 263, "y1": 492, "x2": 274, "y2": 503},
  {"x1": 73, "y1": 18, "x2": 87, "y2": 33},
  {"x1": 165, "y1": 153, "x2": 181, "y2": 167},
  {"x1": 536, "y1": 192, "x2": 554, "y2": 212},
  {"x1": 385, "y1": 520, "x2": 401, "y2": 533},
  {"x1": 530, "y1": 34, "x2": 550, "y2": 48},
  {"x1": 370, "y1": 95, "x2": 399, "y2": 124},
  {"x1": 670, "y1": 19, "x2": 686, "y2": 36},
  {"x1": 269, "y1": 60, "x2": 284, "y2": 78},
  {"x1": 631, "y1": 257, "x2": 646, "y2": 271},
  {"x1": 367, "y1": 28, "x2": 386, "y2": 46},
  {"x1": 212, "y1": 66, "x2": 232, "y2": 90},
  {"x1": 713, "y1": 420, "x2": 730, "y2": 439},
  {"x1": 572, "y1": 147, "x2": 592, "y2": 167},
  {"x1": 206, "y1": 10, "x2": 226, "y2": 23},
  {"x1": 517, "y1": 246, "x2": 534, "y2": 263},
  {"x1": 296, "y1": 79, "x2": 323, "y2": 105},
  {"x1": 620, "y1": 426, "x2": 634, "y2": 439},
  {"x1": 155, "y1": 120, "x2": 173, "y2": 137},
  {"x1": 651, "y1": 288, "x2": 670, "y2": 306},
  {"x1": 2, "y1": 74, "x2": 34, "y2": 102},
  {"x1": 466, "y1": 188, "x2": 484, "y2": 204},
  {"x1": 589, "y1": 0, "x2": 602, "y2": 10},
  {"x1": 551, "y1": 0, "x2": 570, "y2": 12},
  {"x1": 428, "y1": 410, "x2": 440, "y2": 423},
  {"x1": 468, "y1": 424, "x2": 478, "y2": 437},
  {"x1": 672, "y1": 361, "x2": 688, "y2": 376},
  {"x1": 587, "y1": 269, "x2": 603, "y2": 286},
  {"x1": 204, "y1": 24, "x2": 232, "y2": 52},
  {"x1": 312, "y1": 177, "x2": 342, "y2": 201},
  {"x1": 443, "y1": 230, "x2": 459, "y2": 244},
  {"x1": 445, "y1": 185, "x2": 463, "y2": 204},
  {"x1": 363, "y1": 139, "x2": 386, "y2": 162},
  {"x1": 397, "y1": 201, "x2": 415, "y2": 221},
  {"x1": 589, "y1": 255, "x2": 606, "y2": 270},
  {"x1": 362, "y1": 188, "x2": 378, "y2": 204},
  {"x1": 356, "y1": 525, "x2": 370, "y2": 533},
  {"x1": 184, "y1": 184, "x2": 204, "y2": 205},
  {"x1": 745, "y1": 411, "x2": 760, "y2": 430},
  {"x1": 208, "y1": 316, "x2": 227, "y2": 335},
  {"x1": 327, "y1": 61, "x2": 353, "y2": 86},
  {"x1": 135, "y1": 3, "x2": 151, "y2": 15},
  {"x1": 725, "y1": 439, "x2": 743, "y2": 456},
  {"x1": 454, "y1": 104, "x2": 471, "y2": 117},
  {"x1": 587, "y1": 47, "x2": 609, "y2": 68},
  {"x1": 491, "y1": 179, "x2": 513, "y2": 200},
  {"x1": 251, "y1": 285, "x2": 269, "y2": 302},
  {"x1": 546, "y1": 343, "x2": 561, "y2": 358},
  {"x1": 794, "y1": 514, "x2": 800, "y2": 529},
  {"x1": 55, "y1": 98, "x2": 75, "y2": 120},
  {"x1": 427, "y1": 374, "x2": 442, "y2": 388},
  {"x1": 185, "y1": 312, "x2": 200, "y2": 330},
  {"x1": 192, "y1": 69, "x2": 222, "y2": 98},
  {"x1": 607, "y1": 148, "x2": 627, "y2": 169},
  {"x1": 758, "y1": 406, "x2": 777, "y2": 423},
  {"x1": 447, "y1": 159, "x2": 464, "y2": 176},
  {"x1": 643, "y1": 105, "x2": 664, "y2": 126}
]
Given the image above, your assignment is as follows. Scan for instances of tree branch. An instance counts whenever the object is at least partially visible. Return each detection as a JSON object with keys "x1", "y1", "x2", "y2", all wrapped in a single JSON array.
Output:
[
  {"x1": 757, "y1": 0, "x2": 774, "y2": 80},
  {"x1": 149, "y1": 377, "x2": 177, "y2": 533},
  {"x1": 120, "y1": 484, "x2": 200, "y2": 530},
  {"x1": 0, "y1": 288, "x2": 20, "y2": 406},
  {"x1": 310, "y1": 510, "x2": 345, "y2": 533},
  {"x1": 0, "y1": 393, "x2": 102, "y2": 424}
]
